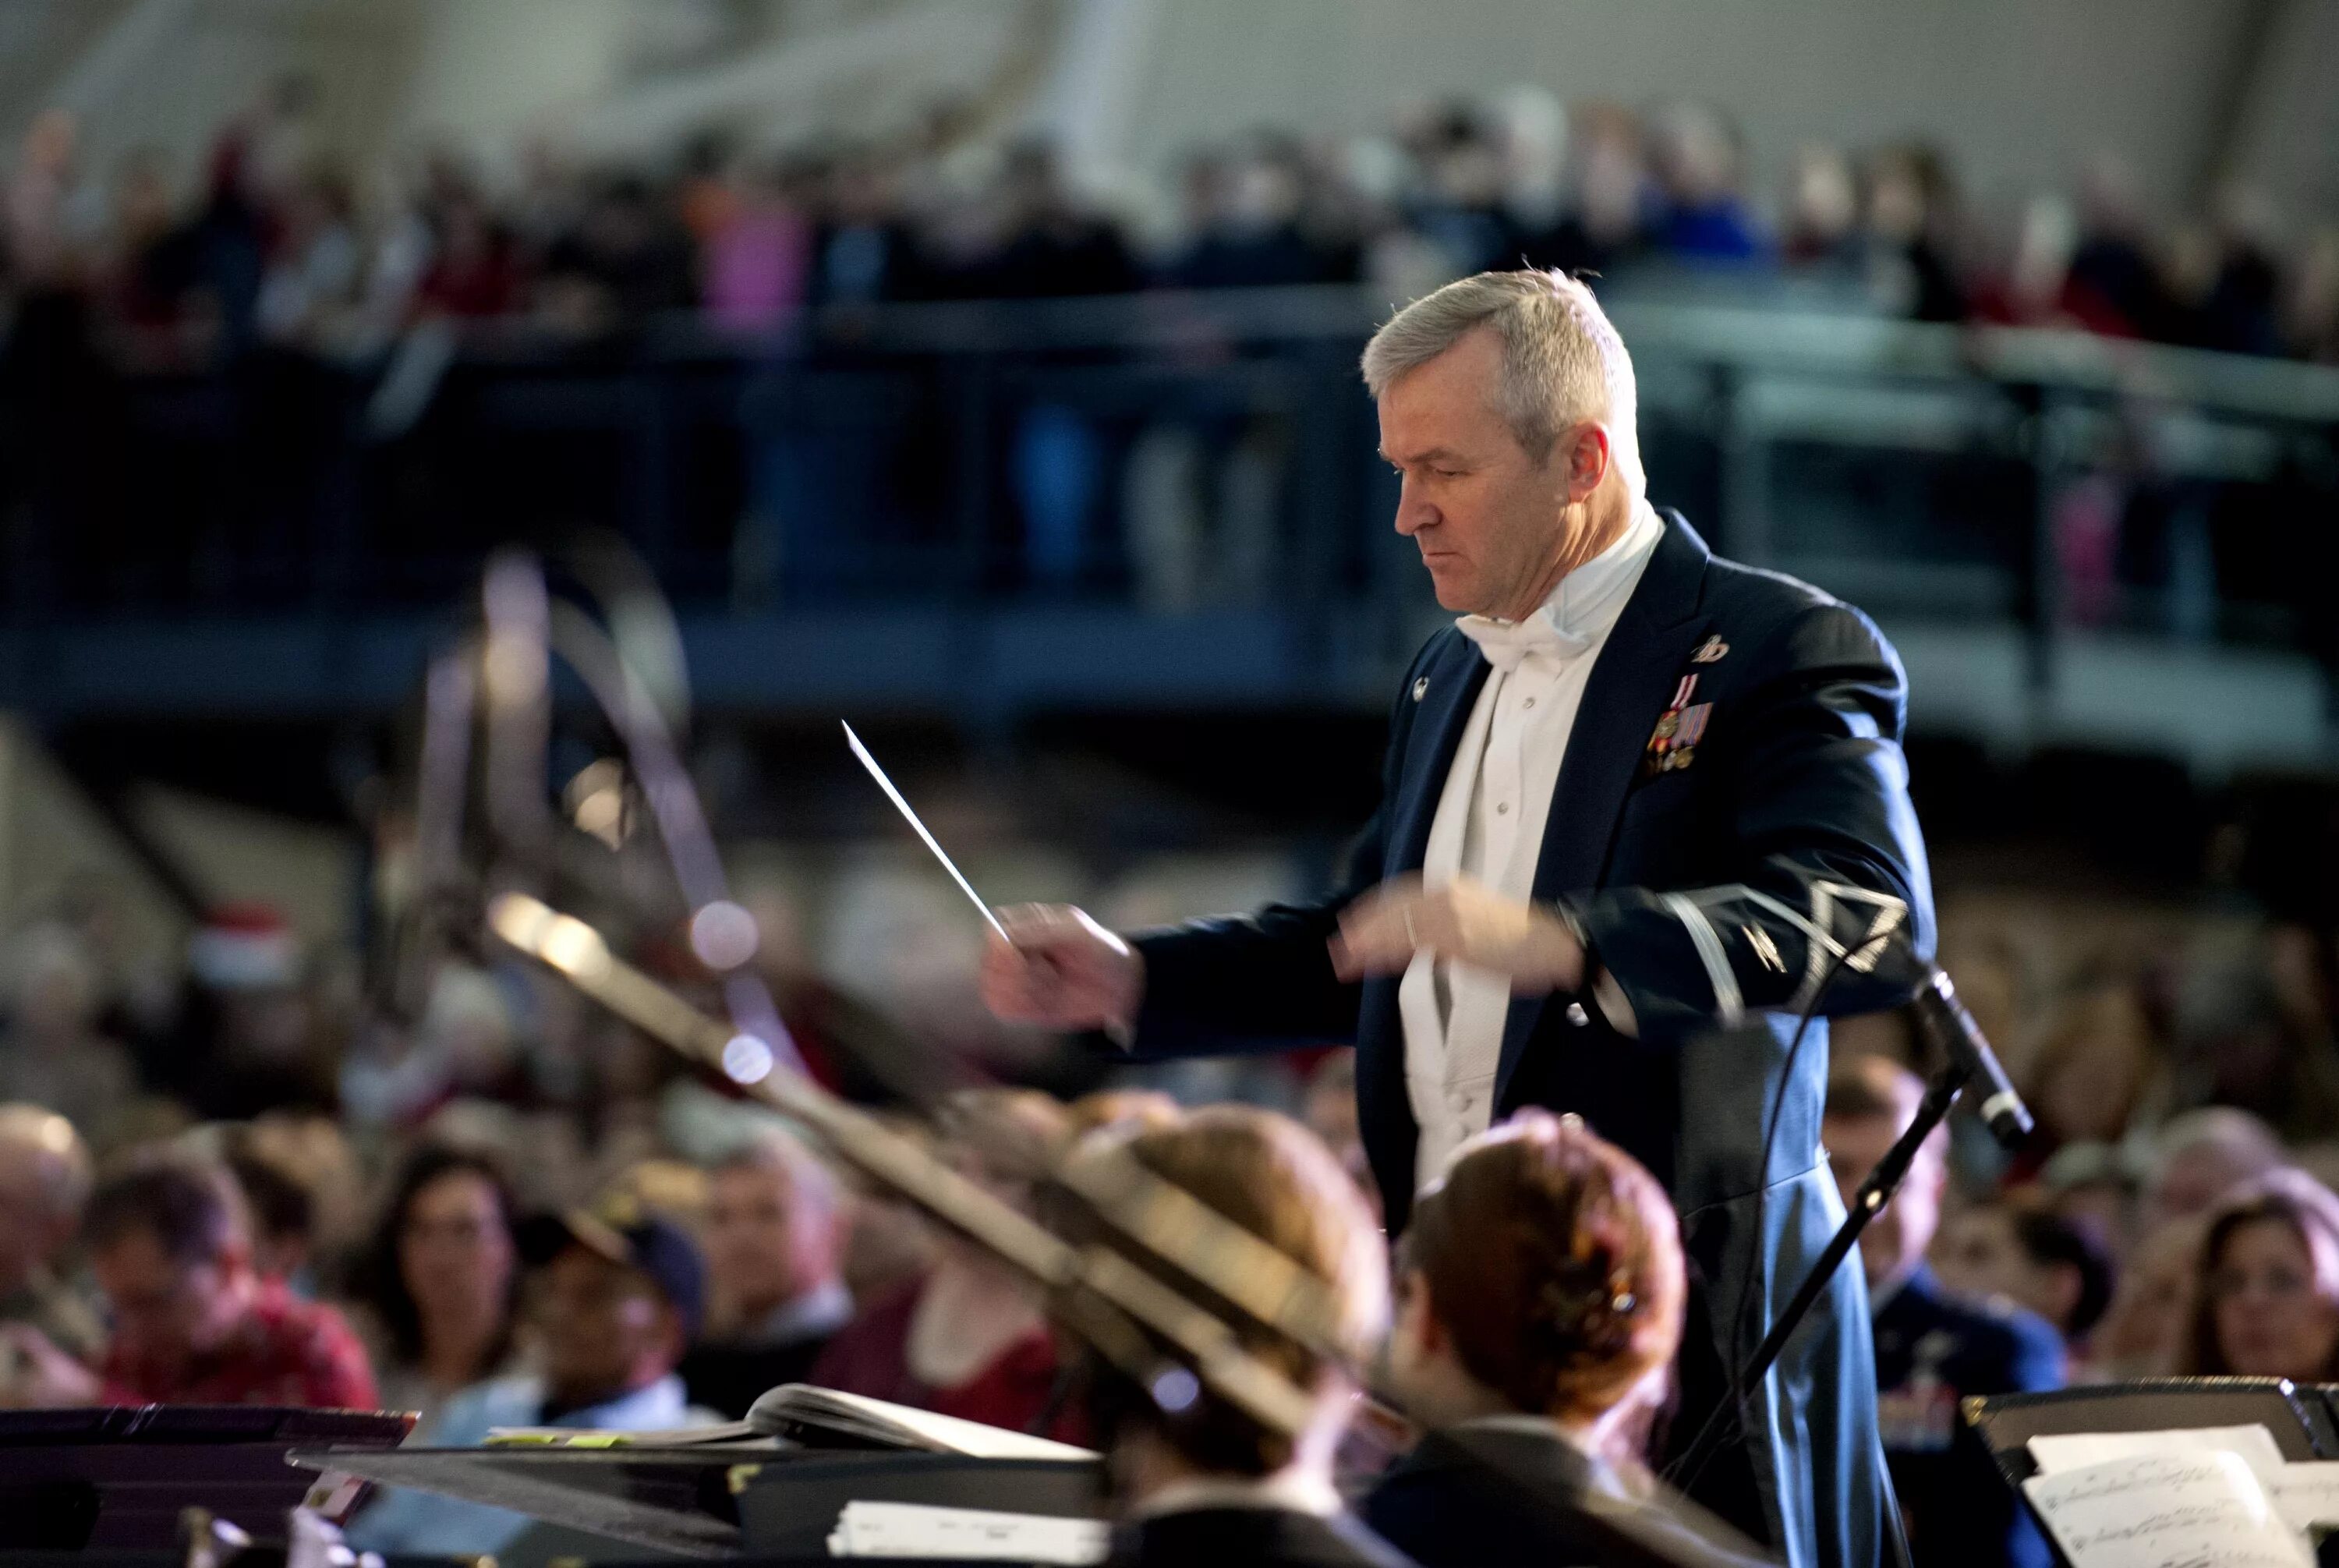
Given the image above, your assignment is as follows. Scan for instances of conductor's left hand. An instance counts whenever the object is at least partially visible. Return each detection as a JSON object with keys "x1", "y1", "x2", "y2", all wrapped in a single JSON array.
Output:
[{"x1": 1329, "y1": 873, "x2": 1586, "y2": 995}]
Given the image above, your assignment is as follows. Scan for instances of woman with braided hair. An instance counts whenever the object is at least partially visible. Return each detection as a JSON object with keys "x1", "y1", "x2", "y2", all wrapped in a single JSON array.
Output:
[{"x1": 1364, "y1": 1110, "x2": 1767, "y2": 1567}]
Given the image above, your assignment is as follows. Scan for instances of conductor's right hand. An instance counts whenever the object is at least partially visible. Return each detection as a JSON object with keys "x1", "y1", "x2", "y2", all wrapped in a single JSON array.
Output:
[{"x1": 980, "y1": 904, "x2": 1144, "y2": 1039}]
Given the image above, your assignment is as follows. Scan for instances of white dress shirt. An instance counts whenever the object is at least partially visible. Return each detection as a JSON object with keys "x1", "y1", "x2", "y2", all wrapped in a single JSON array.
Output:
[{"x1": 1400, "y1": 501, "x2": 1665, "y2": 1190}]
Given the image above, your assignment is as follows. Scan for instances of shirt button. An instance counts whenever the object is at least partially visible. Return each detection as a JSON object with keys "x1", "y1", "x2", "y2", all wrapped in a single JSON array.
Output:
[
  {"x1": 1495, "y1": 802, "x2": 1509, "y2": 815},
  {"x1": 1566, "y1": 1002, "x2": 1591, "y2": 1026},
  {"x1": 1522, "y1": 697, "x2": 1536, "y2": 710}
]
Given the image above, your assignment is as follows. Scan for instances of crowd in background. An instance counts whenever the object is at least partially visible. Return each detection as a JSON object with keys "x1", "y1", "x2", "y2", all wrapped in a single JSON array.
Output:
[
  {"x1": 0, "y1": 844, "x2": 2336, "y2": 1561},
  {"x1": 3, "y1": 80, "x2": 2337, "y2": 369},
  {"x1": 2, "y1": 70, "x2": 2339, "y2": 1568}
]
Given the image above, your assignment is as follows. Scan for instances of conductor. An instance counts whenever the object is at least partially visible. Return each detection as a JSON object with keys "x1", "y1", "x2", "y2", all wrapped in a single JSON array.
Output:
[{"x1": 982, "y1": 270, "x2": 1934, "y2": 1568}]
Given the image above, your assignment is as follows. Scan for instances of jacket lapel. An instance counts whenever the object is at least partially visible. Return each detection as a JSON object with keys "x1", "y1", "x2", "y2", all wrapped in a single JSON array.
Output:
[
  {"x1": 1495, "y1": 511, "x2": 1714, "y2": 1100},
  {"x1": 1384, "y1": 634, "x2": 1493, "y2": 876}
]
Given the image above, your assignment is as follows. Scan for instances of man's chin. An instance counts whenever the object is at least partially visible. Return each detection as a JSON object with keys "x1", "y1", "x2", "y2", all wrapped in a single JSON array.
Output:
[{"x1": 1422, "y1": 567, "x2": 1476, "y2": 613}]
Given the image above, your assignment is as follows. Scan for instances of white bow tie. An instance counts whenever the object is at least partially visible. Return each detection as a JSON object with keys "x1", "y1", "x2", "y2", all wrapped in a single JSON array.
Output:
[{"x1": 1456, "y1": 611, "x2": 1594, "y2": 674}]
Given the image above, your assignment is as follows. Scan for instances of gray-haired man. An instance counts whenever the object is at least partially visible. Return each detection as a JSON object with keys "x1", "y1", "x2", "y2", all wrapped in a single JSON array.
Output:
[{"x1": 982, "y1": 270, "x2": 1934, "y2": 1567}]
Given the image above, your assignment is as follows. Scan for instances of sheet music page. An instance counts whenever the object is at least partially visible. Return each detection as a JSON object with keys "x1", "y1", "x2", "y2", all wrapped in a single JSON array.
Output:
[
  {"x1": 2021, "y1": 1449, "x2": 2311, "y2": 1568},
  {"x1": 2268, "y1": 1462, "x2": 2339, "y2": 1533},
  {"x1": 759, "y1": 1386, "x2": 1098, "y2": 1460},
  {"x1": 2026, "y1": 1423, "x2": 2286, "y2": 1480},
  {"x1": 824, "y1": 1500, "x2": 1109, "y2": 1563}
]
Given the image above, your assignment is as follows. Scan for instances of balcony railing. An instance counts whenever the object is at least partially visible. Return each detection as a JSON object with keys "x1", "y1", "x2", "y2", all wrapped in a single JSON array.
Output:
[{"x1": 2, "y1": 285, "x2": 2334, "y2": 726}]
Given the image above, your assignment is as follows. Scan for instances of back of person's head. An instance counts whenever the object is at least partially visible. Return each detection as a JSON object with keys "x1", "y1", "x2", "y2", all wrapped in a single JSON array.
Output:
[
  {"x1": 2182, "y1": 1167, "x2": 2339, "y2": 1379},
  {"x1": 1404, "y1": 1110, "x2": 1684, "y2": 1432},
  {"x1": 1071, "y1": 1105, "x2": 1387, "y2": 1481},
  {"x1": 86, "y1": 1152, "x2": 249, "y2": 1269}
]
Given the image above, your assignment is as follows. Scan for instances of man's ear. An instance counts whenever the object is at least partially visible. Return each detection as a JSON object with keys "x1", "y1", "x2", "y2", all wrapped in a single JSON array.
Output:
[{"x1": 1561, "y1": 423, "x2": 1613, "y2": 503}]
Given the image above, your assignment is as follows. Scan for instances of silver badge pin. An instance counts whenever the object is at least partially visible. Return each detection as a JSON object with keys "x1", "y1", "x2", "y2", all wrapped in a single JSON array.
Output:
[
  {"x1": 1412, "y1": 676, "x2": 1430, "y2": 701},
  {"x1": 1692, "y1": 636, "x2": 1729, "y2": 664}
]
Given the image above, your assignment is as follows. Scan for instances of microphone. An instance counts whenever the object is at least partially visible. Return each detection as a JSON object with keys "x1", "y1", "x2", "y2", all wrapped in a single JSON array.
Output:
[{"x1": 1909, "y1": 968, "x2": 2033, "y2": 1149}]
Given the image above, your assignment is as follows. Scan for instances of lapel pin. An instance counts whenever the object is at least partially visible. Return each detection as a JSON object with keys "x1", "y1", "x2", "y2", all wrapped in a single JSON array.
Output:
[
  {"x1": 1692, "y1": 636, "x2": 1729, "y2": 664},
  {"x1": 1412, "y1": 676, "x2": 1430, "y2": 701}
]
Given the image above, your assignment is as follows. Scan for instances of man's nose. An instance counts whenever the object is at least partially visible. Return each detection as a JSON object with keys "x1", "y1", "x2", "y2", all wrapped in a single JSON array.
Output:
[{"x1": 1394, "y1": 480, "x2": 1436, "y2": 536}]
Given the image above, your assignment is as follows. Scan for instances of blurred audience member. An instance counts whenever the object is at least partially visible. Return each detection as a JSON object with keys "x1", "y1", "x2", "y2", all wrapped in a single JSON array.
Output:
[
  {"x1": 811, "y1": 1091, "x2": 1072, "y2": 1437},
  {"x1": 2178, "y1": 1169, "x2": 2339, "y2": 1382},
  {"x1": 0, "y1": 1104, "x2": 101, "y2": 1368},
  {"x1": 1, "y1": 1153, "x2": 374, "y2": 1408},
  {"x1": 1167, "y1": 141, "x2": 1334, "y2": 290},
  {"x1": 159, "y1": 904, "x2": 335, "y2": 1121},
  {"x1": 1063, "y1": 1105, "x2": 1400, "y2": 1567},
  {"x1": 834, "y1": 1112, "x2": 941, "y2": 1306},
  {"x1": 700, "y1": 160, "x2": 813, "y2": 332},
  {"x1": 681, "y1": 1130, "x2": 851, "y2": 1419},
  {"x1": 1825, "y1": 1057, "x2": 2058, "y2": 1568},
  {"x1": 352, "y1": 1145, "x2": 524, "y2": 1426},
  {"x1": 2063, "y1": 154, "x2": 2168, "y2": 338},
  {"x1": 1861, "y1": 143, "x2": 1966, "y2": 322},
  {"x1": 1647, "y1": 102, "x2": 1765, "y2": 263},
  {"x1": 2035, "y1": 1141, "x2": 2138, "y2": 1264},
  {"x1": 1780, "y1": 143, "x2": 1861, "y2": 271},
  {"x1": 2170, "y1": 935, "x2": 2339, "y2": 1143},
  {"x1": 1368, "y1": 1111, "x2": 1714, "y2": 1566},
  {"x1": 2139, "y1": 1107, "x2": 2286, "y2": 1233},
  {"x1": 351, "y1": 1202, "x2": 717, "y2": 1556},
  {"x1": 2090, "y1": 1216, "x2": 2206, "y2": 1381},
  {"x1": 536, "y1": 175, "x2": 696, "y2": 333},
  {"x1": 0, "y1": 924, "x2": 139, "y2": 1151},
  {"x1": 2012, "y1": 979, "x2": 2164, "y2": 1180},
  {"x1": 411, "y1": 191, "x2": 524, "y2": 320},
  {"x1": 223, "y1": 1133, "x2": 317, "y2": 1287},
  {"x1": 1934, "y1": 1196, "x2": 2115, "y2": 1372}
]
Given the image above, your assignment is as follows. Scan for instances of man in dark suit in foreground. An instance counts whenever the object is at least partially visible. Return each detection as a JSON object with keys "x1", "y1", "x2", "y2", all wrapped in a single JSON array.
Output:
[{"x1": 982, "y1": 269, "x2": 1935, "y2": 1568}]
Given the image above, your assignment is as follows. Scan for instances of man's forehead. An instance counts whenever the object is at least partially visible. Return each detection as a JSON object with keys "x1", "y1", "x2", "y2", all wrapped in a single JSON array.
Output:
[{"x1": 1376, "y1": 335, "x2": 1514, "y2": 452}]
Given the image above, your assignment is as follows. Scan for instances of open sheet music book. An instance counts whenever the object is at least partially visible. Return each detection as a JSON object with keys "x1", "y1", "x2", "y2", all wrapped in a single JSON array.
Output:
[
  {"x1": 2022, "y1": 1449, "x2": 2309, "y2": 1568},
  {"x1": 745, "y1": 1385, "x2": 1099, "y2": 1461},
  {"x1": 2017, "y1": 1422, "x2": 2339, "y2": 1567}
]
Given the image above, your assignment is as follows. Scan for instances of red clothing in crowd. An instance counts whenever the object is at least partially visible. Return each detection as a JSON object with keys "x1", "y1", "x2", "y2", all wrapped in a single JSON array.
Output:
[
  {"x1": 101, "y1": 1280, "x2": 378, "y2": 1410},
  {"x1": 809, "y1": 1281, "x2": 1081, "y2": 1442}
]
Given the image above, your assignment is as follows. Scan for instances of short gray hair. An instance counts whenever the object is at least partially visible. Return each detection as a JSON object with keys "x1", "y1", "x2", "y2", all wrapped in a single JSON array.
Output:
[
  {"x1": 1361, "y1": 270, "x2": 1643, "y2": 490},
  {"x1": 713, "y1": 1125, "x2": 840, "y2": 1220}
]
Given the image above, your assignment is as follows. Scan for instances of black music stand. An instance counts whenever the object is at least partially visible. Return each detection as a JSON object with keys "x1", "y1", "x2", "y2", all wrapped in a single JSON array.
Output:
[
  {"x1": 295, "y1": 1443, "x2": 1107, "y2": 1566},
  {"x1": 0, "y1": 1406, "x2": 412, "y2": 1554},
  {"x1": 1965, "y1": 1378, "x2": 2334, "y2": 1568}
]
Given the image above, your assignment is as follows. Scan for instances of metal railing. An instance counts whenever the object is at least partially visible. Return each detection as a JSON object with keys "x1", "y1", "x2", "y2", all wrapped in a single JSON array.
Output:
[{"x1": 1, "y1": 284, "x2": 2333, "y2": 719}]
